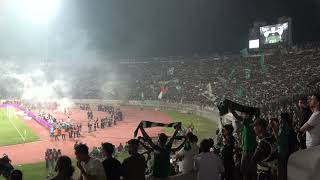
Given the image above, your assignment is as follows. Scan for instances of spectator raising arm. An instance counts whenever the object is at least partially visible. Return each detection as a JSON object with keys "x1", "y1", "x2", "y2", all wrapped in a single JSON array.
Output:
[
  {"x1": 138, "y1": 125, "x2": 157, "y2": 149},
  {"x1": 230, "y1": 108, "x2": 243, "y2": 122},
  {"x1": 171, "y1": 137, "x2": 187, "y2": 153},
  {"x1": 137, "y1": 136, "x2": 153, "y2": 152},
  {"x1": 167, "y1": 124, "x2": 181, "y2": 146}
]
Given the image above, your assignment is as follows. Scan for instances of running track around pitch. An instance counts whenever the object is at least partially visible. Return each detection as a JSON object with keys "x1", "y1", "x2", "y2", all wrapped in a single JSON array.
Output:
[{"x1": 0, "y1": 107, "x2": 172, "y2": 165}]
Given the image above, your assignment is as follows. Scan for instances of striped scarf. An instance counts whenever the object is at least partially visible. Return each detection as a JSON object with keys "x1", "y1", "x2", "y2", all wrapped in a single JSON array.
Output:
[{"x1": 134, "y1": 121, "x2": 181, "y2": 137}]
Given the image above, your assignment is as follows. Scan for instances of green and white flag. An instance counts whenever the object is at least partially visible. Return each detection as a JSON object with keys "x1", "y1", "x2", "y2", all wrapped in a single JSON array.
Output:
[
  {"x1": 167, "y1": 67, "x2": 175, "y2": 75},
  {"x1": 260, "y1": 54, "x2": 267, "y2": 72},
  {"x1": 245, "y1": 69, "x2": 251, "y2": 79},
  {"x1": 236, "y1": 87, "x2": 245, "y2": 98},
  {"x1": 240, "y1": 48, "x2": 249, "y2": 57},
  {"x1": 134, "y1": 121, "x2": 181, "y2": 137},
  {"x1": 229, "y1": 69, "x2": 235, "y2": 80}
]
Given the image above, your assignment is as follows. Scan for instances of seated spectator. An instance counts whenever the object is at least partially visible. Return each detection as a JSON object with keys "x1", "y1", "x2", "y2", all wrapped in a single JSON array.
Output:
[
  {"x1": 176, "y1": 132, "x2": 199, "y2": 173},
  {"x1": 74, "y1": 143, "x2": 106, "y2": 180},
  {"x1": 51, "y1": 156, "x2": 74, "y2": 180},
  {"x1": 101, "y1": 142, "x2": 121, "y2": 180},
  {"x1": 122, "y1": 139, "x2": 146, "y2": 180},
  {"x1": 300, "y1": 94, "x2": 320, "y2": 149},
  {"x1": 10, "y1": 169, "x2": 23, "y2": 180},
  {"x1": 195, "y1": 139, "x2": 224, "y2": 180}
]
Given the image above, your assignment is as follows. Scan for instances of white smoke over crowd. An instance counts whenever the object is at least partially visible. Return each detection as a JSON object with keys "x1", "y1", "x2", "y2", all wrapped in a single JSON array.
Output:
[
  {"x1": 0, "y1": 59, "x2": 130, "y2": 106},
  {"x1": 0, "y1": 5, "x2": 129, "y2": 104},
  {"x1": 0, "y1": 62, "x2": 70, "y2": 103}
]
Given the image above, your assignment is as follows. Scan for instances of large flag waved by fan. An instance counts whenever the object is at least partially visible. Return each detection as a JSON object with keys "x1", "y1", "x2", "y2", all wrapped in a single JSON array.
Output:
[
  {"x1": 218, "y1": 99, "x2": 260, "y2": 117},
  {"x1": 167, "y1": 67, "x2": 175, "y2": 75},
  {"x1": 134, "y1": 121, "x2": 181, "y2": 137},
  {"x1": 158, "y1": 87, "x2": 168, "y2": 99},
  {"x1": 201, "y1": 83, "x2": 217, "y2": 102},
  {"x1": 158, "y1": 80, "x2": 170, "y2": 99}
]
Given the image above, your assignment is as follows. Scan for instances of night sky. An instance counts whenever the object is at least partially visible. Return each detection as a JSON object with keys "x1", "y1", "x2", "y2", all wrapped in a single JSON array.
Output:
[{"x1": 2, "y1": 0, "x2": 320, "y2": 57}]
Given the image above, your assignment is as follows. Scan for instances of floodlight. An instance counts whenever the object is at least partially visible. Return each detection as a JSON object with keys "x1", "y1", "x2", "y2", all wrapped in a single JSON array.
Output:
[{"x1": 14, "y1": 0, "x2": 61, "y2": 24}]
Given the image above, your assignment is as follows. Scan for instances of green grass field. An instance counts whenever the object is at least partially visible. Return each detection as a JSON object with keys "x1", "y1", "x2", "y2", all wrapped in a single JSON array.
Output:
[
  {"x1": 163, "y1": 110, "x2": 218, "y2": 141},
  {"x1": 0, "y1": 108, "x2": 39, "y2": 147}
]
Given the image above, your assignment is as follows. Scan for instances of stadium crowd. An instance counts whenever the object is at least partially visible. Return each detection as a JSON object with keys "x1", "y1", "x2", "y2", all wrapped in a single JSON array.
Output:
[
  {"x1": 1, "y1": 43, "x2": 320, "y2": 180},
  {"x1": 1, "y1": 91, "x2": 319, "y2": 180}
]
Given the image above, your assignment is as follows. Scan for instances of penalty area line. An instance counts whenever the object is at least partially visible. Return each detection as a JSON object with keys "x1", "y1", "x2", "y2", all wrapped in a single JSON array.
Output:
[{"x1": 6, "y1": 108, "x2": 26, "y2": 142}]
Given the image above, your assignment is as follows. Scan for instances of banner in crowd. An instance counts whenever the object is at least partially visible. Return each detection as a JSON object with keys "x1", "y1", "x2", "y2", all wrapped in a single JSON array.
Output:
[
  {"x1": 167, "y1": 67, "x2": 175, "y2": 75},
  {"x1": 0, "y1": 104, "x2": 52, "y2": 129},
  {"x1": 218, "y1": 99, "x2": 260, "y2": 117},
  {"x1": 201, "y1": 83, "x2": 217, "y2": 102},
  {"x1": 134, "y1": 120, "x2": 181, "y2": 137}
]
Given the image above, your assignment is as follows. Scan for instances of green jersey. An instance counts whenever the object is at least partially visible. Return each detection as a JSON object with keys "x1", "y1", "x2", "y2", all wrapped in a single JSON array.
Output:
[
  {"x1": 278, "y1": 124, "x2": 289, "y2": 155},
  {"x1": 242, "y1": 118, "x2": 257, "y2": 153}
]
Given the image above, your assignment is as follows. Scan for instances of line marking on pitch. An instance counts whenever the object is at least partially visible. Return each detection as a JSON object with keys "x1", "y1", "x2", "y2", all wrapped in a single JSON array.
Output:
[{"x1": 6, "y1": 107, "x2": 26, "y2": 142}]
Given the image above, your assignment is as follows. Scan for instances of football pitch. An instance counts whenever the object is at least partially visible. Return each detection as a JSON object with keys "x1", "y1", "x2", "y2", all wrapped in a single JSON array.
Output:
[{"x1": 0, "y1": 108, "x2": 39, "y2": 147}]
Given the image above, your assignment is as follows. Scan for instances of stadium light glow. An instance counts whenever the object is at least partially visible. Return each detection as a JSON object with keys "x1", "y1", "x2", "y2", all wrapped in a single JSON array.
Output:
[{"x1": 13, "y1": 0, "x2": 61, "y2": 25}]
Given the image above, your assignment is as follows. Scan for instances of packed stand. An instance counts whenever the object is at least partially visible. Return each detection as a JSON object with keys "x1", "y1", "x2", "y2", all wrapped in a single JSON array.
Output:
[{"x1": 2, "y1": 92, "x2": 320, "y2": 180}]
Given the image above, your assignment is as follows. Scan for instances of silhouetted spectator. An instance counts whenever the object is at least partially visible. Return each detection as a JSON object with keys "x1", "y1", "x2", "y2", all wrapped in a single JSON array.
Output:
[
  {"x1": 253, "y1": 119, "x2": 278, "y2": 180},
  {"x1": 297, "y1": 97, "x2": 312, "y2": 149},
  {"x1": 10, "y1": 169, "x2": 23, "y2": 180},
  {"x1": 222, "y1": 124, "x2": 235, "y2": 180},
  {"x1": 230, "y1": 109, "x2": 257, "y2": 180},
  {"x1": 51, "y1": 156, "x2": 74, "y2": 180},
  {"x1": 75, "y1": 144, "x2": 106, "y2": 180},
  {"x1": 101, "y1": 142, "x2": 121, "y2": 180},
  {"x1": 138, "y1": 124, "x2": 182, "y2": 179},
  {"x1": 117, "y1": 143, "x2": 123, "y2": 152},
  {"x1": 122, "y1": 139, "x2": 146, "y2": 180},
  {"x1": 0, "y1": 155, "x2": 14, "y2": 180}
]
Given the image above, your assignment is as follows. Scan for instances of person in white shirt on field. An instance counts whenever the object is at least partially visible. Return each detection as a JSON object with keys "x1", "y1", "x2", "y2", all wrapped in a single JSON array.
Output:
[
  {"x1": 195, "y1": 139, "x2": 224, "y2": 180},
  {"x1": 176, "y1": 132, "x2": 199, "y2": 173},
  {"x1": 300, "y1": 94, "x2": 320, "y2": 149},
  {"x1": 74, "y1": 143, "x2": 106, "y2": 180}
]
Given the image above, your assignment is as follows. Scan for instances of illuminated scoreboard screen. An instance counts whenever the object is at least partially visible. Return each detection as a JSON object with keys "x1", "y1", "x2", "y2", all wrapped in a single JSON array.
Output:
[{"x1": 260, "y1": 22, "x2": 289, "y2": 44}]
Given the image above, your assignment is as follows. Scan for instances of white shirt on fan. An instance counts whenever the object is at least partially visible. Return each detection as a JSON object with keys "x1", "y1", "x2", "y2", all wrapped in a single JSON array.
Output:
[
  {"x1": 194, "y1": 152, "x2": 224, "y2": 180},
  {"x1": 177, "y1": 142, "x2": 199, "y2": 173},
  {"x1": 80, "y1": 157, "x2": 106, "y2": 180},
  {"x1": 306, "y1": 111, "x2": 320, "y2": 148}
]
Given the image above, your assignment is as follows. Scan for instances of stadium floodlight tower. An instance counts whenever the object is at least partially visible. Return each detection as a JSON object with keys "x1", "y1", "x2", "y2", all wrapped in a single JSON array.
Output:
[{"x1": 12, "y1": 0, "x2": 61, "y2": 63}]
